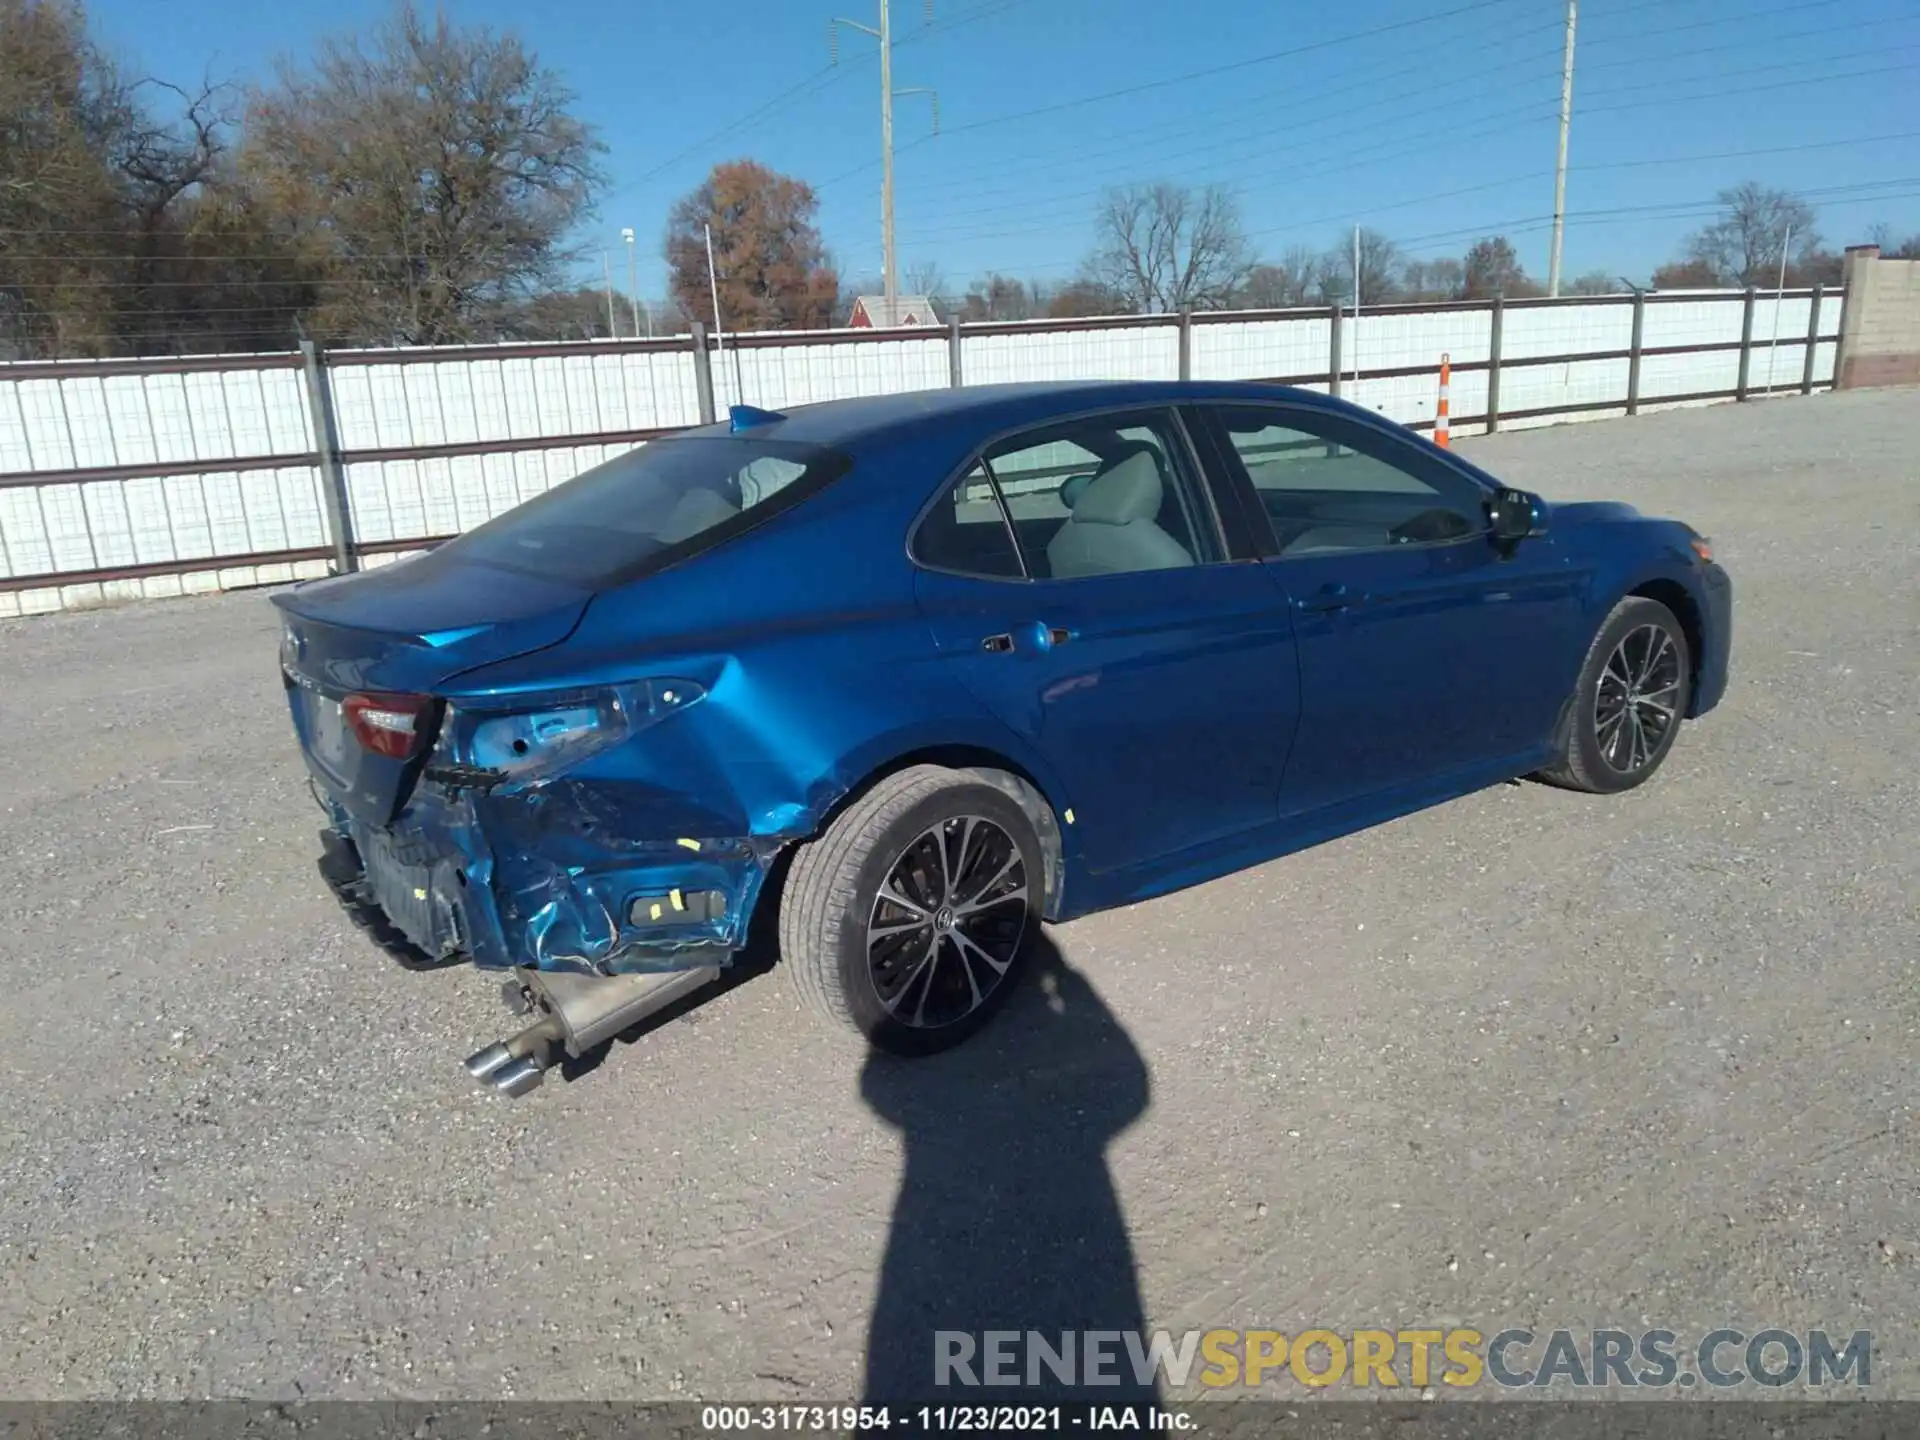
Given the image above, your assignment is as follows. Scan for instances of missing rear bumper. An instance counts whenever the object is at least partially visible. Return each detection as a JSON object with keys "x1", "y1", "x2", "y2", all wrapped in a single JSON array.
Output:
[
  {"x1": 315, "y1": 809, "x2": 778, "y2": 978},
  {"x1": 316, "y1": 829, "x2": 463, "y2": 971}
]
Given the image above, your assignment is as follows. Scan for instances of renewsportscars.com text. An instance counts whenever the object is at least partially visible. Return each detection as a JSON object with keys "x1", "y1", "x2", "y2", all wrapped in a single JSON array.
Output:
[{"x1": 934, "y1": 1328, "x2": 1873, "y2": 1390}]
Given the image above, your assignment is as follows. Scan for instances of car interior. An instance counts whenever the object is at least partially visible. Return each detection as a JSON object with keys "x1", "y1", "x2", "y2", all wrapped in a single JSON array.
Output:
[
  {"x1": 1218, "y1": 416, "x2": 1486, "y2": 556},
  {"x1": 912, "y1": 412, "x2": 1489, "y2": 581},
  {"x1": 994, "y1": 424, "x2": 1207, "y2": 578}
]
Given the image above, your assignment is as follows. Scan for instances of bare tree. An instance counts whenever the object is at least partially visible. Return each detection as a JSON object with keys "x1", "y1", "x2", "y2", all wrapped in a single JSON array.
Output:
[
  {"x1": 1462, "y1": 235, "x2": 1529, "y2": 299},
  {"x1": 1401, "y1": 257, "x2": 1465, "y2": 302},
  {"x1": 1681, "y1": 183, "x2": 1819, "y2": 288},
  {"x1": 1650, "y1": 258, "x2": 1720, "y2": 290},
  {"x1": 1274, "y1": 245, "x2": 1321, "y2": 304},
  {"x1": 243, "y1": 1, "x2": 605, "y2": 346},
  {"x1": 1868, "y1": 221, "x2": 1920, "y2": 260},
  {"x1": 1567, "y1": 270, "x2": 1620, "y2": 296},
  {"x1": 1087, "y1": 182, "x2": 1253, "y2": 313},
  {"x1": 958, "y1": 273, "x2": 1035, "y2": 322},
  {"x1": 1047, "y1": 277, "x2": 1127, "y2": 318},
  {"x1": 1311, "y1": 229, "x2": 1402, "y2": 305},
  {"x1": 1235, "y1": 256, "x2": 1318, "y2": 309},
  {"x1": 0, "y1": 1, "x2": 317, "y2": 356},
  {"x1": 903, "y1": 259, "x2": 945, "y2": 301},
  {"x1": 494, "y1": 285, "x2": 620, "y2": 341},
  {"x1": 1, "y1": 0, "x2": 142, "y2": 353}
]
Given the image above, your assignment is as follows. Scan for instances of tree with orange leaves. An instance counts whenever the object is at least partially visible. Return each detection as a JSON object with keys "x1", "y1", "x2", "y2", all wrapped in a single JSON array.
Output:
[{"x1": 666, "y1": 161, "x2": 838, "y2": 333}]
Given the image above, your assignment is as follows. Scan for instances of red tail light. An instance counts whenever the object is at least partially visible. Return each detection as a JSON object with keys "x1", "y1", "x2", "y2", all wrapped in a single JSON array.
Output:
[{"x1": 343, "y1": 692, "x2": 432, "y2": 759}]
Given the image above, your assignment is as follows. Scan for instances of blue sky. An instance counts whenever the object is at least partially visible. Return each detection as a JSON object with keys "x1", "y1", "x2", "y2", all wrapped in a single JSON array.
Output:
[{"x1": 92, "y1": 0, "x2": 1920, "y2": 298}]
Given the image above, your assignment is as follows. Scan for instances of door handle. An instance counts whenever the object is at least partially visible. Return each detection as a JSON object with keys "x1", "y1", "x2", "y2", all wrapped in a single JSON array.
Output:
[
  {"x1": 981, "y1": 633, "x2": 1014, "y2": 653},
  {"x1": 1297, "y1": 583, "x2": 1364, "y2": 613}
]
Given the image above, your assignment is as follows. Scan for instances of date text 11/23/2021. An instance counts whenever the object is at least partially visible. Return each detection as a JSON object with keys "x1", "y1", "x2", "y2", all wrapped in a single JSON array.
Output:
[{"x1": 700, "y1": 1406, "x2": 1193, "y2": 1431}]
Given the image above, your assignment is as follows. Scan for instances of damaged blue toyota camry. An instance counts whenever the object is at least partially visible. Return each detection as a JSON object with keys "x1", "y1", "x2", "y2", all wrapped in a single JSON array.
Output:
[{"x1": 274, "y1": 380, "x2": 1731, "y2": 1093}]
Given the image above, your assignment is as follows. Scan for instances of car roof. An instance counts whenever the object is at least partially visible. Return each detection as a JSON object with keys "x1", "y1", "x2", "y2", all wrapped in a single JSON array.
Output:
[{"x1": 683, "y1": 380, "x2": 1347, "y2": 448}]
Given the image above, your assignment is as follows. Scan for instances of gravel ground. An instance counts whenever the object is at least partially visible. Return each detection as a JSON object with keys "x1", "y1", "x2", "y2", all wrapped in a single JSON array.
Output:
[{"x1": 1, "y1": 389, "x2": 1916, "y2": 1403}]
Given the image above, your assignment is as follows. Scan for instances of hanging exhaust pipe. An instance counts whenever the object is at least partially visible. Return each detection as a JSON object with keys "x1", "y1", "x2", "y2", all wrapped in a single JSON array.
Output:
[{"x1": 462, "y1": 965, "x2": 721, "y2": 1096}]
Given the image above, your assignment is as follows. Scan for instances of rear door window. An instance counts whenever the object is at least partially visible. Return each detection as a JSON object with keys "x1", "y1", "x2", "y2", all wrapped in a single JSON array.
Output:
[
  {"x1": 911, "y1": 464, "x2": 1025, "y2": 579},
  {"x1": 979, "y1": 410, "x2": 1222, "y2": 580},
  {"x1": 423, "y1": 437, "x2": 848, "y2": 588}
]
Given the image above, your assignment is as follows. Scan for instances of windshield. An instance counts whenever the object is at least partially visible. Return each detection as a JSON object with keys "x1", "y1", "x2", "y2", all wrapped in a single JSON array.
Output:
[{"x1": 419, "y1": 436, "x2": 848, "y2": 589}]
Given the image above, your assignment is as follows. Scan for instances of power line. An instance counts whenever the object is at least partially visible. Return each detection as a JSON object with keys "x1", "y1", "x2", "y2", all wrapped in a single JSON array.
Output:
[
  {"x1": 871, "y1": 5, "x2": 1906, "y2": 236},
  {"x1": 897, "y1": 52, "x2": 1916, "y2": 253},
  {"x1": 832, "y1": 0, "x2": 1864, "y2": 197},
  {"x1": 592, "y1": 0, "x2": 1038, "y2": 220},
  {"x1": 815, "y1": 0, "x2": 1537, "y2": 189},
  {"x1": 1576, "y1": 39, "x2": 1919, "y2": 104},
  {"x1": 1582, "y1": 59, "x2": 1916, "y2": 115},
  {"x1": 887, "y1": 17, "x2": 1887, "y2": 233},
  {"x1": 901, "y1": 0, "x2": 1856, "y2": 199},
  {"x1": 1390, "y1": 175, "x2": 1920, "y2": 253},
  {"x1": 1269, "y1": 129, "x2": 1920, "y2": 240},
  {"x1": 894, "y1": 36, "x2": 1568, "y2": 222}
]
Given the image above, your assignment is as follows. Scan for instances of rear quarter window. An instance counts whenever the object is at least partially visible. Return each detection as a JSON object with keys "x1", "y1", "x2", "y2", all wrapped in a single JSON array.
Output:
[{"x1": 422, "y1": 437, "x2": 848, "y2": 588}]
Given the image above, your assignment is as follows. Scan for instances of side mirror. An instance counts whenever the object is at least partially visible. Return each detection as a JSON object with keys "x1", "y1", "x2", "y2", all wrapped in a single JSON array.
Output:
[{"x1": 1487, "y1": 488, "x2": 1544, "y2": 547}]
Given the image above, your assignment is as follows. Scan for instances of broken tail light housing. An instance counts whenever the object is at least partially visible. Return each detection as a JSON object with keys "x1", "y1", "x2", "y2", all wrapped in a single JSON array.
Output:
[
  {"x1": 343, "y1": 692, "x2": 434, "y2": 759},
  {"x1": 451, "y1": 679, "x2": 707, "y2": 787}
]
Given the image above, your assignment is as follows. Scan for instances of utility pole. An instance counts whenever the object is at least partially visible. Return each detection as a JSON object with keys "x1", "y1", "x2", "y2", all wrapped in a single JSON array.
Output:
[
  {"x1": 1351, "y1": 223, "x2": 1361, "y2": 392},
  {"x1": 1765, "y1": 222, "x2": 1792, "y2": 394},
  {"x1": 601, "y1": 250, "x2": 618, "y2": 337},
  {"x1": 621, "y1": 228, "x2": 648, "y2": 339},
  {"x1": 832, "y1": 0, "x2": 937, "y2": 320},
  {"x1": 706, "y1": 223, "x2": 743, "y2": 405},
  {"x1": 1546, "y1": 0, "x2": 1578, "y2": 298}
]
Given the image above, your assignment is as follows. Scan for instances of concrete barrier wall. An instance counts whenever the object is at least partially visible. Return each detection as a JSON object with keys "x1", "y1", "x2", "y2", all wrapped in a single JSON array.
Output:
[{"x1": 1837, "y1": 247, "x2": 1920, "y2": 390}]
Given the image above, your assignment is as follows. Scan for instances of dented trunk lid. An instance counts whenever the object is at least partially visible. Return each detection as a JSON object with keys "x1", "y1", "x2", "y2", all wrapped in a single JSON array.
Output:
[{"x1": 272, "y1": 553, "x2": 591, "y2": 825}]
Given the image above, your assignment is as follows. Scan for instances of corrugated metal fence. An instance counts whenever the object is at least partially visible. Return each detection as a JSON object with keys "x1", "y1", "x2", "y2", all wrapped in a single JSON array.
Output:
[{"x1": 0, "y1": 286, "x2": 1842, "y2": 617}]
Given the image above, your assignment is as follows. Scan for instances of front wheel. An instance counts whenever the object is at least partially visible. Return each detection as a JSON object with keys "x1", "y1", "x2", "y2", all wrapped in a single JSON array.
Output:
[
  {"x1": 1538, "y1": 596, "x2": 1692, "y2": 794},
  {"x1": 780, "y1": 765, "x2": 1041, "y2": 1056}
]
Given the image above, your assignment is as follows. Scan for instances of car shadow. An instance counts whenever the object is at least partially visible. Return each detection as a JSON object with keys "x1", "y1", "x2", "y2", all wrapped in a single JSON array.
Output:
[{"x1": 859, "y1": 932, "x2": 1161, "y2": 1411}]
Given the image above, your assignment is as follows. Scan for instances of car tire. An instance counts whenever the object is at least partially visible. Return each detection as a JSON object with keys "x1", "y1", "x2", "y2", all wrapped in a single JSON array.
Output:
[
  {"x1": 780, "y1": 764, "x2": 1042, "y2": 1057},
  {"x1": 1538, "y1": 595, "x2": 1693, "y2": 794}
]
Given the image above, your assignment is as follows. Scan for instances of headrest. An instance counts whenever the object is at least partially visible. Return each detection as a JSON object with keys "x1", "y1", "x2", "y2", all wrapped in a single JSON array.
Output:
[
  {"x1": 1059, "y1": 471, "x2": 1095, "y2": 510},
  {"x1": 1071, "y1": 450, "x2": 1164, "y2": 526},
  {"x1": 653, "y1": 487, "x2": 740, "y2": 544}
]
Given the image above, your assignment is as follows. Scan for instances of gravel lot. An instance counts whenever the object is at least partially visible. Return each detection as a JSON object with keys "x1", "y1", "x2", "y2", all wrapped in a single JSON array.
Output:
[{"x1": 1, "y1": 389, "x2": 1916, "y2": 1402}]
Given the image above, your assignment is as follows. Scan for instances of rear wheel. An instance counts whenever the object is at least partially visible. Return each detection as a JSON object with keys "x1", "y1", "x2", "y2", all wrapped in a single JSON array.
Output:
[
  {"x1": 780, "y1": 765, "x2": 1041, "y2": 1056},
  {"x1": 1539, "y1": 596, "x2": 1692, "y2": 794}
]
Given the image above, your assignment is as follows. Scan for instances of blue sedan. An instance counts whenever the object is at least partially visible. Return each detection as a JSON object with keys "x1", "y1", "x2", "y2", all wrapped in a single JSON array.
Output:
[{"x1": 273, "y1": 381, "x2": 1731, "y2": 1091}]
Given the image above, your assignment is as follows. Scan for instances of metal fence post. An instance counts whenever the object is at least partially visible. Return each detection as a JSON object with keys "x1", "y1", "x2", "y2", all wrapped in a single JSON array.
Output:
[
  {"x1": 948, "y1": 316, "x2": 964, "y2": 388},
  {"x1": 299, "y1": 339, "x2": 357, "y2": 575},
  {"x1": 1327, "y1": 303, "x2": 1344, "y2": 398},
  {"x1": 1735, "y1": 286, "x2": 1757, "y2": 401},
  {"x1": 690, "y1": 322, "x2": 716, "y2": 425},
  {"x1": 1626, "y1": 290, "x2": 1646, "y2": 416},
  {"x1": 1485, "y1": 296, "x2": 1505, "y2": 433},
  {"x1": 1802, "y1": 283, "x2": 1823, "y2": 395},
  {"x1": 1177, "y1": 309, "x2": 1193, "y2": 381}
]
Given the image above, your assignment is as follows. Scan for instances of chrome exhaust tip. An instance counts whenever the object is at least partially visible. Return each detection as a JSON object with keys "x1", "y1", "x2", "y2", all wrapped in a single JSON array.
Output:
[
  {"x1": 489, "y1": 1056, "x2": 547, "y2": 1097},
  {"x1": 463, "y1": 1041, "x2": 514, "y2": 1081},
  {"x1": 462, "y1": 965, "x2": 723, "y2": 1097}
]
